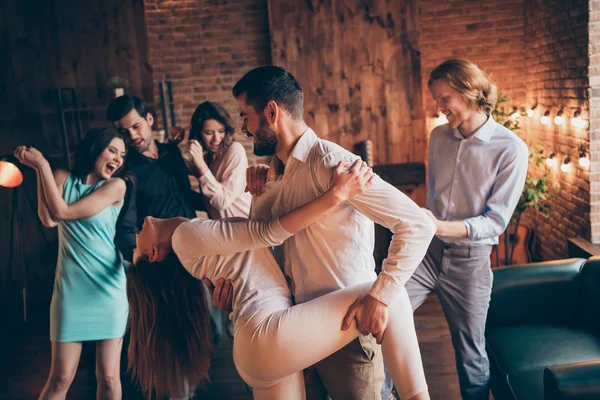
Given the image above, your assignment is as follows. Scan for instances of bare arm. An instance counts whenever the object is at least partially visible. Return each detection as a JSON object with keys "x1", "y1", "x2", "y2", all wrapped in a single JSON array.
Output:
[
  {"x1": 35, "y1": 171, "x2": 58, "y2": 228},
  {"x1": 37, "y1": 162, "x2": 126, "y2": 221},
  {"x1": 14, "y1": 146, "x2": 59, "y2": 227}
]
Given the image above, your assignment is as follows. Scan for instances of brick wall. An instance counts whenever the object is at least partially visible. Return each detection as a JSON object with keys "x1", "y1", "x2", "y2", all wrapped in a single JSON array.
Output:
[
  {"x1": 590, "y1": 0, "x2": 600, "y2": 243},
  {"x1": 142, "y1": 0, "x2": 592, "y2": 260},
  {"x1": 143, "y1": 0, "x2": 271, "y2": 162},
  {"x1": 520, "y1": 0, "x2": 589, "y2": 259},
  {"x1": 418, "y1": 0, "x2": 527, "y2": 129}
]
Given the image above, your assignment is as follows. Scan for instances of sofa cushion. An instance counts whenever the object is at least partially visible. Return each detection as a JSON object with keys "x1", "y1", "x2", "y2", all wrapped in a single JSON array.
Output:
[
  {"x1": 507, "y1": 368, "x2": 545, "y2": 400},
  {"x1": 487, "y1": 325, "x2": 600, "y2": 375}
]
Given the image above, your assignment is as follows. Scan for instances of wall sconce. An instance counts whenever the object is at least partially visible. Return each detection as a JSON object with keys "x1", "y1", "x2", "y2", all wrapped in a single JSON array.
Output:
[
  {"x1": 546, "y1": 152, "x2": 557, "y2": 167},
  {"x1": 541, "y1": 110, "x2": 550, "y2": 125},
  {"x1": 526, "y1": 105, "x2": 536, "y2": 118},
  {"x1": 579, "y1": 149, "x2": 590, "y2": 168},
  {"x1": 571, "y1": 109, "x2": 586, "y2": 129},
  {"x1": 554, "y1": 109, "x2": 564, "y2": 126},
  {"x1": 433, "y1": 113, "x2": 448, "y2": 127},
  {"x1": 561, "y1": 156, "x2": 572, "y2": 173},
  {"x1": 510, "y1": 107, "x2": 520, "y2": 121}
]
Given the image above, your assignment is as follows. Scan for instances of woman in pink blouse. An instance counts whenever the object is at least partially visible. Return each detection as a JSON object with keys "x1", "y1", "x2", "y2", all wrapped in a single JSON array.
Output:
[{"x1": 179, "y1": 101, "x2": 251, "y2": 219}]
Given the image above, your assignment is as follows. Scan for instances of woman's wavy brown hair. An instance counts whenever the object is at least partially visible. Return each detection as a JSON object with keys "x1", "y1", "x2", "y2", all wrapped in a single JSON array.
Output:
[
  {"x1": 126, "y1": 253, "x2": 213, "y2": 399},
  {"x1": 189, "y1": 101, "x2": 236, "y2": 159},
  {"x1": 428, "y1": 59, "x2": 498, "y2": 114}
]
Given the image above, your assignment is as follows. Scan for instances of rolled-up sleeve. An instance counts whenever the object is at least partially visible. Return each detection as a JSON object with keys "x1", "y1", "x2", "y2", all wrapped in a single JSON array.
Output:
[{"x1": 463, "y1": 141, "x2": 529, "y2": 240}]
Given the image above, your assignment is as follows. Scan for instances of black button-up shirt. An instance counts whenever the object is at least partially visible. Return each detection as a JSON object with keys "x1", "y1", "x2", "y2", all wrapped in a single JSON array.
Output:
[{"x1": 115, "y1": 141, "x2": 204, "y2": 261}]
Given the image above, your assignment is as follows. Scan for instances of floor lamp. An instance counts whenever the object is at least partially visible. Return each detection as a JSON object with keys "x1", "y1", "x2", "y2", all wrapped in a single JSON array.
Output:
[{"x1": 0, "y1": 154, "x2": 28, "y2": 322}]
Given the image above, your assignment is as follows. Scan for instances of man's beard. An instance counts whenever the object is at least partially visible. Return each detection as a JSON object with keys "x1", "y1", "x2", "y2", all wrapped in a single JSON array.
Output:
[{"x1": 251, "y1": 118, "x2": 278, "y2": 156}]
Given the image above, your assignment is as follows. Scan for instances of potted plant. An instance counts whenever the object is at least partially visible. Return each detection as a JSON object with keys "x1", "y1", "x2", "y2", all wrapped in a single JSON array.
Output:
[
  {"x1": 106, "y1": 76, "x2": 129, "y2": 98},
  {"x1": 492, "y1": 94, "x2": 552, "y2": 265}
]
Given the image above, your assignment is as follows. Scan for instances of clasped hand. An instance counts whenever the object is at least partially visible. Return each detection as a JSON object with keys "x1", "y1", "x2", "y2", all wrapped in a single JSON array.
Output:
[{"x1": 342, "y1": 294, "x2": 389, "y2": 344}]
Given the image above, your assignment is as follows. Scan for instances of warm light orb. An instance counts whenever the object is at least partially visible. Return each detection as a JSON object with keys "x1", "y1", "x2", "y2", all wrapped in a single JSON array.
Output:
[
  {"x1": 572, "y1": 116, "x2": 586, "y2": 129},
  {"x1": 510, "y1": 108, "x2": 520, "y2": 121},
  {"x1": 579, "y1": 156, "x2": 590, "y2": 168},
  {"x1": 554, "y1": 115, "x2": 564, "y2": 125},
  {"x1": 561, "y1": 158, "x2": 571, "y2": 173},
  {"x1": 546, "y1": 153, "x2": 557, "y2": 167},
  {"x1": 541, "y1": 111, "x2": 550, "y2": 125},
  {"x1": 434, "y1": 113, "x2": 448, "y2": 127},
  {"x1": 0, "y1": 160, "x2": 23, "y2": 188},
  {"x1": 526, "y1": 108, "x2": 535, "y2": 118}
]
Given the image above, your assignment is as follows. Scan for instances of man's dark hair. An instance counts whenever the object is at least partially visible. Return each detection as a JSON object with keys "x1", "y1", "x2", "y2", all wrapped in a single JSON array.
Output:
[
  {"x1": 72, "y1": 128, "x2": 126, "y2": 179},
  {"x1": 106, "y1": 95, "x2": 149, "y2": 122},
  {"x1": 232, "y1": 65, "x2": 304, "y2": 120}
]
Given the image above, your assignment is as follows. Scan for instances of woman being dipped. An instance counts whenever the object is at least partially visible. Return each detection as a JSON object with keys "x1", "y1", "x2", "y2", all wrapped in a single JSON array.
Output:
[{"x1": 129, "y1": 160, "x2": 433, "y2": 400}]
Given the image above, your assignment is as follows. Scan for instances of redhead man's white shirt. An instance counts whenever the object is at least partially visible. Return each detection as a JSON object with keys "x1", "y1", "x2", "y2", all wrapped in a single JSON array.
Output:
[{"x1": 255, "y1": 128, "x2": 436, "y2": 305}]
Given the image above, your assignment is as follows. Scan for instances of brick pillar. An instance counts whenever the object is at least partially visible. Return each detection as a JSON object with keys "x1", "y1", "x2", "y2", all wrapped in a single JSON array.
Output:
[{"x1": 590, "y1": 0, "x2": 600, "y2": 242}]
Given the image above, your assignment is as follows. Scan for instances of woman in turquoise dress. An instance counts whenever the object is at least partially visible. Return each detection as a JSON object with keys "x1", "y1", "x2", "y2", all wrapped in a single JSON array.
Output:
[{"x1": 14, "y1": 128, "x2": 129, "y2": 400}]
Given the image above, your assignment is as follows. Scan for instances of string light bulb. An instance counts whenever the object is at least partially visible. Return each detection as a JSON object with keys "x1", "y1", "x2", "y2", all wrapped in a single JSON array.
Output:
[
  {"x1": 541, "y1": 110, "x2": 550, "y2": 125},
  {"x1": 526, "y1": 105, "x2": 536, "y2": 118},
  {"x1": 571, "y1": 109, "x2": 586, "y2": 129},
  {"x1": 561, "y1": 157, "x2": 572, "y2": 173},
  {"x1": 554, "y1": 109, "x2": 564, "y2": 125},
  {"x1": 579, "y1": 150, "x2": 590, "y2": 168},
  {"x1": 510, "y1": 107, "x2": 520, "y2": 121},
  {"x1": 546, "y1": 152, "x2": 557, "y2": 167},
  {"x1": 433, "y1": 113, "x2": 448, "y2": 127}
]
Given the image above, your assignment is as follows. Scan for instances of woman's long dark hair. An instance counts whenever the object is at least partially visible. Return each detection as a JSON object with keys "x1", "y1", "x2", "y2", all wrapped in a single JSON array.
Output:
[
  {"x1": 72, "y1": 127, "x2": 126, "y2": 179},
  {"x1": 127, "y1": 253, "x2": 213, "y2": 399},
  {"x1": 189, "y1": 101, "x2": 236, "y2": 158}
]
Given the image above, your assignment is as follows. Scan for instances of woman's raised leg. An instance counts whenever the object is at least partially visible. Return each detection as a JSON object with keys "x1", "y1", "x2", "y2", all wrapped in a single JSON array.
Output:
[
  {"x1": 233, "y1": 282, "x2": 428, "y2": 399},
  {"x1": 251, "y1": 372, "x2": 305, "y2": 400}
]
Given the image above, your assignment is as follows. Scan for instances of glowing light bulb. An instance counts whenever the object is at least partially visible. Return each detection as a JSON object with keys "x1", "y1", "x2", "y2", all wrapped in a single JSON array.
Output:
[
  {"x1": 561, "y1": 157, "x2": 571, "y2": 173},
  {"x1": 541, "y1": 111, "x2": 550, "y2": 125},
  {"x1": 572, "y1": 117, "x2": 585, "y2": 129},
  {"x1": 554, "y1": 114, "x2": 564, "y2": 125},
  {"x1": 434, "y1": 113, "x2": 448, "y2": 127},
  {"x1": 526, "y1": 108, "x2": 535, "y2": 118},
  {"x1": 546, "y1": 153, "x2": 556, "y2": 167},
  {"x1": 579, "y1": 150, "x2": 590, "y2": 167},
  {"x1": 572, "y1": 110, "x2": 586, "y2": 129},
  {"x1": 510, "y1": 107, "x2": 520, "y2": 121}
]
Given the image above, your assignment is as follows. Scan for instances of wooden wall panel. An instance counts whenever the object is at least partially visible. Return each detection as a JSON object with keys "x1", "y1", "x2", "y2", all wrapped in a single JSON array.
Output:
[
  {"x1": 267, "y1": 0, "x2": 425, "y2": 165},
  {"x1": 0, "y1": 0, "x2": 153, "y2": 308}
]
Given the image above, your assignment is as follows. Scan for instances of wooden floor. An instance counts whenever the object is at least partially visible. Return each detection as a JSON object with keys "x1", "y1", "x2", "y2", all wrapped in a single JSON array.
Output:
[{"x1": 2, "y1": 295, "x2": 462, "y2": 400}]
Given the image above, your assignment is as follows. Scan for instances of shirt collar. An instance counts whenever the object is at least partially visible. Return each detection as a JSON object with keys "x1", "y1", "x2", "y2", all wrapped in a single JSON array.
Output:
[
  {"x1": 452, "y1": 114, "x2": 495, "y2": 142},
  {"x1": 268, "y1": 127, "x2": 316, "y2": 180},
  {"x1": 290, "y1": 127, "x2": 317, "y2": 163},
  {"x1": 130, "y1": 141, "x2": 172, "y2": 164}
]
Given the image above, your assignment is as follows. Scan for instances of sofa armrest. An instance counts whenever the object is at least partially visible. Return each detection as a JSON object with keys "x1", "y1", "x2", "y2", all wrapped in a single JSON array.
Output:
[
  {"x1": 544, "y1": 361, "x2": 600, "y2": 400},
  {"x1": 487, "y1": 259, "x2": 586, "y2": 329}
]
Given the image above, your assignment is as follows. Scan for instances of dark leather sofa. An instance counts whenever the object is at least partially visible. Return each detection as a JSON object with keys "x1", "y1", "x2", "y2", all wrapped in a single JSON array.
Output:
[{"x1": 486, "y1": 257, "x2": 600, "y2": 400}]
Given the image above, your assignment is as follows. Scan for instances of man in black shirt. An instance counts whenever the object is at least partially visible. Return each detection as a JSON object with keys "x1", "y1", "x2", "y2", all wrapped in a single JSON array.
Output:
[
  {"x1": 106, "y1": 95, "x2": 213, "y2": 399},
  {"x1": 107, "y1": 95, "x2": 203, "y2": 262}
]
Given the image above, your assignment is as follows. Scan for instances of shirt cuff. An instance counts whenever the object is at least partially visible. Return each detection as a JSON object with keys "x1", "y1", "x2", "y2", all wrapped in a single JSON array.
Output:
[
  {"x1": 199, "y1": 170, "x2": 219, "y2": 192},
  {"x1": 268, "y1": 217, "x2": 293, "y2": 242},
  {"x1": 463, "y1": 219, "x2": 474, "y2": 240},
  {"x1": 368, "y1": 274, "x2": 403, "y2": 306}
]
